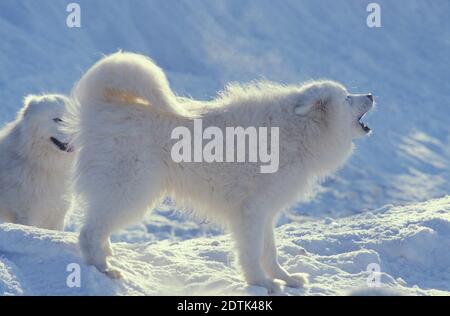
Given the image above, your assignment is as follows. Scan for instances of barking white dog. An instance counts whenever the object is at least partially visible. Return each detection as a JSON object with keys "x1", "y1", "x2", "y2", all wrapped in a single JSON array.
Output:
[
  {"x1": 0, "y1": 95, "x2": 74, "y2": 230},
  {"x1": 68, "y1": 52, "x2": 374, "y2": 292}
]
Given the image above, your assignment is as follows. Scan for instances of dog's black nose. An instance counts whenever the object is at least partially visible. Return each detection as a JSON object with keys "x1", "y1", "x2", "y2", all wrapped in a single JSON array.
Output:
[{"x1": 367, "y1": 94, "x2": 374, "y2": 102}]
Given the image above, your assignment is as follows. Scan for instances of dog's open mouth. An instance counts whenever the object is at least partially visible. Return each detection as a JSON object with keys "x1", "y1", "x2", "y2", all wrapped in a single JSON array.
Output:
[
  {"x1": 358, "y1": 114, "x2": 371, "y2": 133},
  {"x1": 50, "y1": 137, "x2": 73, "y2": 153}
]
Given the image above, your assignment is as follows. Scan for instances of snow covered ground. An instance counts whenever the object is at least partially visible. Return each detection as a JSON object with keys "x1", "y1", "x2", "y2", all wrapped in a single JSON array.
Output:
[
  {"x1": 0, "y1": 1, "x2": 449, "y2": 296},
  {"x1": 1, "y1": 197, "x2": 449, "y2": 296}
]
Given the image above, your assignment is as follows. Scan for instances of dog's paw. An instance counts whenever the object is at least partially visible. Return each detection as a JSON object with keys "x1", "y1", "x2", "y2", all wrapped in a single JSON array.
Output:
[
  {"x1": 250, "y1": 278, "x2": 282, "y2": 294},
  {"x1": 103, "y1": 268, "x2": 123, "y2": 279},
  {"x1": 283, "y1": 273, "x2": 309, "y2": 288}
]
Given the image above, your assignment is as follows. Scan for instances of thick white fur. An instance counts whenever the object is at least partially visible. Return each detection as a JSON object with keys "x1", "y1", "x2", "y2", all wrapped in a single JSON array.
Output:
[
  {"x1": 68, "y1": 52, "x2": 373, "y2": 291},
  {"x1": 0, "y1": 95, "x2": 73, "y2": 230}
]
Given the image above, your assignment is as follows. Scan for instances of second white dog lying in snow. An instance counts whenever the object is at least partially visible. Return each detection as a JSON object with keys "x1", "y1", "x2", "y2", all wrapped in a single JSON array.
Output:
[
  {"x1": 0, "y1": 95, "x2": 74, "y2": 230},
  {"x1": 67, "y1": 52, "x2": 374, "y2": 292}
]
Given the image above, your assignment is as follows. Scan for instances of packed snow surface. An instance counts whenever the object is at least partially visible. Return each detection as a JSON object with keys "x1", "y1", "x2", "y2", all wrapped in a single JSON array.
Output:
[
  {"x1": 0, "y1": 0, "x2": 449, "y2": 217},
  {"x1": 1, "y1": 197, "x2": 449, "y2": 296}
]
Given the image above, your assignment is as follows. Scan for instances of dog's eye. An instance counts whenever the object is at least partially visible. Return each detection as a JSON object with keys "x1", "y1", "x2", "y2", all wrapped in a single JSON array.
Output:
[
  {"x1": 345, "y1": 96, "x2": 352, "y2": 104},
  {"x1": 53, "y1": 118, "x2": 63, "y2": 123}
]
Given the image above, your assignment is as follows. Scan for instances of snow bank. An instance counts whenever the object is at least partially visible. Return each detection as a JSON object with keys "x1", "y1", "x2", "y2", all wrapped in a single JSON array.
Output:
[{"x1": 1, "y1": 197, "x2": 448, "y2": 296}]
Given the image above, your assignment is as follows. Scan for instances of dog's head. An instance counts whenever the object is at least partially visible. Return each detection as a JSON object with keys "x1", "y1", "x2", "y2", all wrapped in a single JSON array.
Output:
[
  {"x1": 19, "y1": 94, "x2": 74, "y2": 155},
  {"x1": 293, "y1": 81, "x2": 374, "y2": 139}
]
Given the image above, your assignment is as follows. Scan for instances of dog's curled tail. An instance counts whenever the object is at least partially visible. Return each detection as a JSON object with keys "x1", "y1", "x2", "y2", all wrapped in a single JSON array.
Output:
[{"x1": 72, "y1": 51, "x2": 188, "y2": 117}]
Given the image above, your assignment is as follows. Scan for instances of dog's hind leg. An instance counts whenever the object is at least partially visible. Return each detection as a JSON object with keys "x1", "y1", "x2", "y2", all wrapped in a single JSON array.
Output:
[
  {"x1": 77, "y1": 156, "x2": 165, "y2": 279},
  {"x1": 261, "y1": 218, "x2": 308, "y2": 288},
  {"x1": 79, "y1": 186, "x2": 162, "y2": 278}
]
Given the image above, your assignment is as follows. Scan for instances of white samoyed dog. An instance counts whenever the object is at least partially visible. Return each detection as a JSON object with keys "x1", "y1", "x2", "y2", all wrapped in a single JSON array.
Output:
[
  {"x1": 67, "y1": 52, "x2": 374, "y2": 292},
  {"x1": 0, "y1": 94, "x2": 74, "y2": 230}
]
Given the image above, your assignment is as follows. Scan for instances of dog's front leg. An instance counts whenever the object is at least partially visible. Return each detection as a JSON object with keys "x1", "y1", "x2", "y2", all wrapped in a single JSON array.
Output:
[
  {"x1": 261, "y1": 219, "x2": 308, "y2": 288},
  {"x1": 230, "y1": 212, "x2": 281, "y2": 294}
]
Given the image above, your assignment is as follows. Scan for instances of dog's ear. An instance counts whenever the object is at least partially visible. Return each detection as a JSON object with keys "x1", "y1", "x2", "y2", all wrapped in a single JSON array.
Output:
[
  {"x1": 19, "y1": 95, "x2": 39, "y2": 118},
  {"x1": 294, "y1": 99, "x2": 323, "y2": 116}
]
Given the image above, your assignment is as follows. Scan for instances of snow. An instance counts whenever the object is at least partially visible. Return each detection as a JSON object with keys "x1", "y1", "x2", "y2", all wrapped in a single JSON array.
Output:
[
  {"x1": 0, "y1": 1, "x2": 449, "y2": 296},
  {"x1": 1, "y1": 197, "x2": 449, "y2": 295}
]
